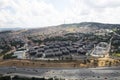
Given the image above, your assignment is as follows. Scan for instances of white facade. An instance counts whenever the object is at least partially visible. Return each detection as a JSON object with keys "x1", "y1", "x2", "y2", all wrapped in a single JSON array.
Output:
[
  {"x1": 14, "y1": 51, "x2": 26, "y2": 59},
  {"x1": 91, "y1": 42, "x2": 109, "y2": 57}
]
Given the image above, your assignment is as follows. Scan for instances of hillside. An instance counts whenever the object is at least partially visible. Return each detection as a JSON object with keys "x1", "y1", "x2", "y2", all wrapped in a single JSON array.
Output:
[
  {"x1": 58, "y1": 22, "x2": 120, "y2": 29},
  {"x1": 0, "y1": 28, "x2": 23, "y2": 32}
]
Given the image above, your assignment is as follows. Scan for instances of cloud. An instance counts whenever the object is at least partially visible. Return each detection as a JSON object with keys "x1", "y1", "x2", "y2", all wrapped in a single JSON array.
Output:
[
  {"x1": 0, "y1": 0, "x2": 120, "y2": 28},
  {"x1": 63, "y1": 0, "x2": 120, "y2": 23},
  {"x1": 0, "y1": 0, "x2": 64, "y2": 28},
  {"x1": 86, "y1": 0, "x2": 120, "y2": 8}
]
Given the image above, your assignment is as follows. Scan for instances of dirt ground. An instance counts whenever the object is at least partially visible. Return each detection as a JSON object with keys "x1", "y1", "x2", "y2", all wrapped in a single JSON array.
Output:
[{"x1": 0, "y1": 58, "x2": 120, "y2": 68}]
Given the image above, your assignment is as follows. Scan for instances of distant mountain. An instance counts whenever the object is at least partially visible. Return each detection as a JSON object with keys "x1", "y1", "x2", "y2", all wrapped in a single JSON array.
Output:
[
  {"x1": 0, "y1": 28, "x2": 23, "y2": 32},
  {"x1": 58, "y1": 22, "x2": 120, "y2": 29},
  {"x1": 1, "y1": 22, "x2": 120, "y2": 32}
]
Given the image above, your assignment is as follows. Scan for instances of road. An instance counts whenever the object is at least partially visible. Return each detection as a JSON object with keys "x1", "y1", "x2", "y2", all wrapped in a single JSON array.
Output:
[
  {"x1": 0, "y1": 66, "x2": 120, "y2": 80},
  {"x1": 0, "y1": 48, "x2": 16, "y2": 59},
  {"x1": 113, "y1": 32, "x2": 120, "y2": 37}
]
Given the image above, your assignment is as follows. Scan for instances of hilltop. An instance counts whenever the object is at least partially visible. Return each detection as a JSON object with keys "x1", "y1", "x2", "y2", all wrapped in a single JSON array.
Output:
[
  {"x1": 58, "y1": 22, "x2": 120, "y2": 29},
  {"x1": 1, "y1": 22, "x2": 120, "y2": 32}
]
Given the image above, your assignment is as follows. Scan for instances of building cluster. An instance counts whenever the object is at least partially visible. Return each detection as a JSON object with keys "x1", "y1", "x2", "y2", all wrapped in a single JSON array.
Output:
[
  {"x1": 13, "y1": 32, "x2": 108, "y2": 59},
  {"x1": 26, "y1": 40, "x2": 95, "y2": 59}
]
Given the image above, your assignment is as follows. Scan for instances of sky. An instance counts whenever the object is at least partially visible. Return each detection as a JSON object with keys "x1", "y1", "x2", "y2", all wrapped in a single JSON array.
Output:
[{"x1": 0, "y1": 0, "x2": 120, "y2": 28}]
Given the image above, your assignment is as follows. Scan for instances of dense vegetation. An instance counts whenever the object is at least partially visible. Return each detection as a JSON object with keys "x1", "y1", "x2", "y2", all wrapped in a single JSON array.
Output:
[
  {"x1": 0, "y1": 45, "x2": 11, "y2": 54},
  {"x1": 3, "y1": 53, "x2": 17, "y2": 59}
]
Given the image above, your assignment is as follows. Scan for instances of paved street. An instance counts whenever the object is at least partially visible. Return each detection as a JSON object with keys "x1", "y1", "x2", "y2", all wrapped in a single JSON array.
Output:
[{"x1": 0, "y1": 66, "x2": 120, "y2": 80}]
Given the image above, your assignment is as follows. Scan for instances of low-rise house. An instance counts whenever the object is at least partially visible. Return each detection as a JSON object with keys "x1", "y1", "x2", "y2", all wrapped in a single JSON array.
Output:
[
  {"x1": 33, "y1": 46, "x2": 39, "y2": 50},
  {"x1": 44, "y1": 52, "x2": 54, "y2": 58},
  {"x1": 14, "y1": 50, "x2": 26, "y2": 59},
  {"x1": 67, "y1": 46, "x2": 77, "y2": 53},
  {"x1": 53, "y1": 48, "x2": 59, "y2": 52},
  {"x1": 54, "y1": 44, "x2": 60, "y2": 48},
  {"x1": 29, "y1": 51, "x2": 37, "y2": 56},
  {"x1": 38, "y1": 48, "x2": 44, "y2": 52},
  {"x1": 45, "y1": 49, "x2": 53, "y2": 53},
  {"x1": 62, "y1": 49, "x2": 69, "y2": 55},
  {"x1": 60, "y1": 47, "x2": 67, "y2": 50},
  {"x1": 35, "y1": 52, "x2": 43, "y2": 58},
  {"x1": 55, "y1": 51, "x2": 63, "y2": 56},
  {"x1": 49, "y1": 45, "x2": 54, "y2": 49},
  {"x1": 44, "y1": 46, "x2": 49, "y2": 50},
  {"x1": 77, "y1": 48, "x2": 86, "y2": 55}
]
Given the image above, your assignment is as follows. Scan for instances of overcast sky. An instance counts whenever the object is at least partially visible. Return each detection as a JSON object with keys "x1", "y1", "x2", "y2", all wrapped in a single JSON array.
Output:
[{"x1": 0, "y1": 0, "x2": 120, "y2": 28}]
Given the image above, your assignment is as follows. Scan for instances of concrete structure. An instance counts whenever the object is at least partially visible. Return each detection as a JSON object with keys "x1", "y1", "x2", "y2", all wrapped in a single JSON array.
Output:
[
  {"x1": 90, "y1": 42, "x2": 109, "y2": 57},
  {"x1": 14, "y1": 51, "x2": 26, "y2": 59}
]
